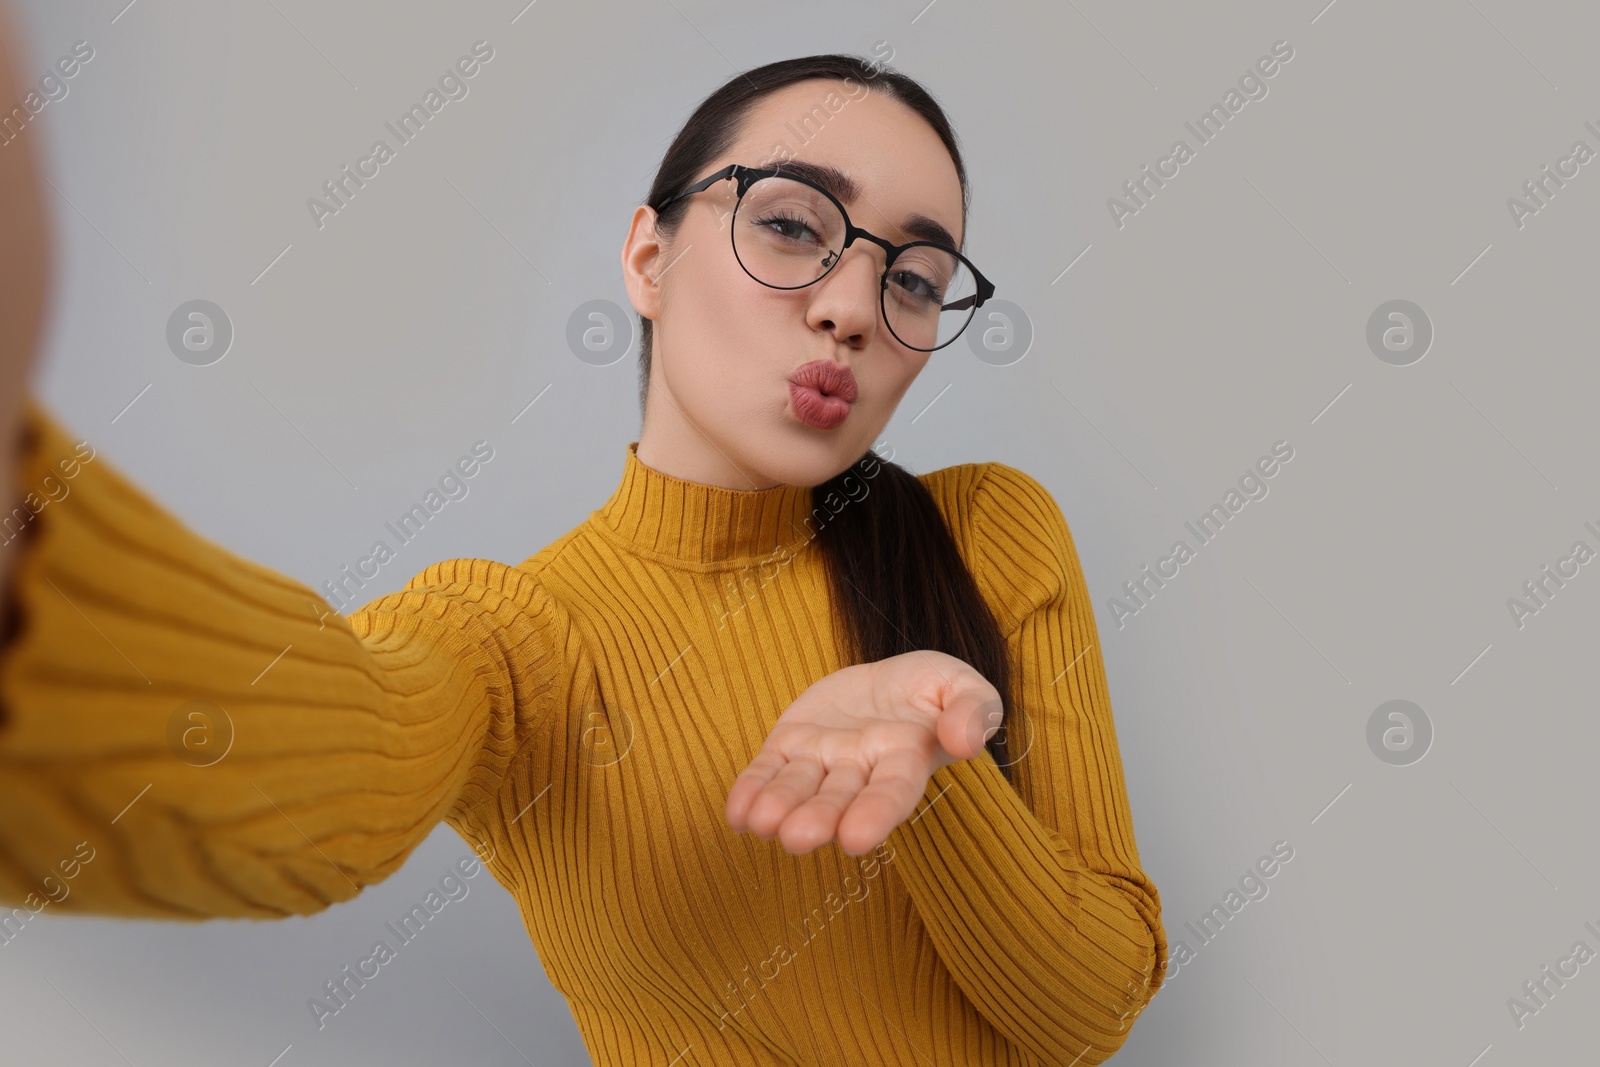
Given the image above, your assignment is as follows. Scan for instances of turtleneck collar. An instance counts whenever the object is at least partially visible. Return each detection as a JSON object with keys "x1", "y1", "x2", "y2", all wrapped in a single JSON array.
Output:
[{"x1": 590, "y1": 441, "x2": 818, "y2": 568}]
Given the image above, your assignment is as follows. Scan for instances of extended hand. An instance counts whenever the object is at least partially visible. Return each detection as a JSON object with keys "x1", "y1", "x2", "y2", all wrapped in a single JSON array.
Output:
[{"x1": 725, "y1": 650, "x2": 1003, "y2": 857}]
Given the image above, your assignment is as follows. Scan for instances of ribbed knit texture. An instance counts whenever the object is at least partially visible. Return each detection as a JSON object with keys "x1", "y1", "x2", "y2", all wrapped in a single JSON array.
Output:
[{"x1": 0, "y1": 397, "x2": 1166, "y2": 1065}]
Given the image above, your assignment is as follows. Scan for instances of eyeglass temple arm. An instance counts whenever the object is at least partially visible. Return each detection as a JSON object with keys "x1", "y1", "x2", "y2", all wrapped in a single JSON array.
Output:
[
  {"x1": 654, "y1": 164, "x2": 741, "y2": 211},
  {"x1": 941, "y1": 276, "x2": 996, "y2": 313}
]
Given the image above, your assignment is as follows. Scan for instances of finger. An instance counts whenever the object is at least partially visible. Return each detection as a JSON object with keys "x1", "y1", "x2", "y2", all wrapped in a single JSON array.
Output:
[
  {"x1": 937, "y1": 675, "x2": 1005, "y2": 763},
  {"x1": 725, "y1": 749, "x2": 790, "y2": 832},
  {"x1": 778, "y1": 761, "x2": 869, "y2": 856},
  {"x1": 743, "y1": 754, "x2": 827, "y2": 840},
  {"x1": 836, "y1": 747, "x2": 929, "y2": 856}
]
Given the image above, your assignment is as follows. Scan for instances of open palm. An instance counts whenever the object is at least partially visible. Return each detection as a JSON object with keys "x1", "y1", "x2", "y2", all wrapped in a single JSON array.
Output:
[{"x1": 725, "y1": 650, "x2": 1003, "y2": 857}]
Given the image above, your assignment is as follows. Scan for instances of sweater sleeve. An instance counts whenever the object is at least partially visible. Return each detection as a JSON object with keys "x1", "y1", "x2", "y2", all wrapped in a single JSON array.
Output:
[
  {"x1": 883, "y1": 462, "x2": 1167, "y2": 1065},
  {"x1": 0, "y1": 397, "x2": 565, "y2": 920}
]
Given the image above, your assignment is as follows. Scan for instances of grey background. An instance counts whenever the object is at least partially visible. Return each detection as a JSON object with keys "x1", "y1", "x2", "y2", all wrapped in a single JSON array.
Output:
[{"x1": 4, "y1": 0, "x2": 1597, "y2": 1064}]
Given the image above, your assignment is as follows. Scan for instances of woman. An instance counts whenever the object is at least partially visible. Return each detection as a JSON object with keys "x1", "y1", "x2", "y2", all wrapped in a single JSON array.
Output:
[{"x1": 0, "y1": 31, "x2": 1165, "y2": 1067}]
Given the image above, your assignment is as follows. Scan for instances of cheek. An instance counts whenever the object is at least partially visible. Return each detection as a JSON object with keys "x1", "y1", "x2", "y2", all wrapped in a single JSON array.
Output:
[
  {"x1": 870, "y1": 351, "x2": 929, "y2": 409},
  {"x1": 667, "y1": 235, "x2": 773, "y2": 346},
  {"x1": 659, "y1": 266, "x2": 787, "y2": 411},
  {"x1": 844, "y1": 351, "x2": 925, "y2": 451}
]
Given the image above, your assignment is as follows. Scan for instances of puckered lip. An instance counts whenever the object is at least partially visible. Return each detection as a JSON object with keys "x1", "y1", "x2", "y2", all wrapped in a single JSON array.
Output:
[{"x1": 787, "y1": 359, "x2": 858, "y2": 404}]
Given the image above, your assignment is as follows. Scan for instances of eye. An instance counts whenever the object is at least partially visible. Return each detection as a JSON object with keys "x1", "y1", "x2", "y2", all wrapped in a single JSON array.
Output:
[
  {"x1": 753, "y1": 211, "x2": 823, "y2": 244},
  {"x1": 889, "y1": 268, "x2": 945, "y2": 304}
]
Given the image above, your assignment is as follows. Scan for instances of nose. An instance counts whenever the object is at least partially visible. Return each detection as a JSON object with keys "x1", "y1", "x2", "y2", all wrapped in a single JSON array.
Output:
[{"x1": 804, "y1": 242, "x2": 883, "y2": 346}]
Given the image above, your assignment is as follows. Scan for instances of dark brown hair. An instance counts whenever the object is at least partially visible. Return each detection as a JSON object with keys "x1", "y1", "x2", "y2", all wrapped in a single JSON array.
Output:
[{"x1": 636, "y1": 54, "x2": 1015, "y2": 781}]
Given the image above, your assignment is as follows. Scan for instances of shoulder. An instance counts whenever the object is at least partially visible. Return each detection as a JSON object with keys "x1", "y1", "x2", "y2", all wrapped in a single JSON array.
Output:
[
  {"x1": 388, "y1": 515, "x2": 592, "y2": 601},
  {"x1": 382, "y1": 518, "x2": 610, "y2": 653},
  {"x1": 369, "y1": 553, "x2": 571, "y2": 648},
  {"x1": 911, "y1": 459, "x2": 988, "y2": 536},
  {"x1": 919, "y1": 460, "x2": 1081, "y2": 637}
]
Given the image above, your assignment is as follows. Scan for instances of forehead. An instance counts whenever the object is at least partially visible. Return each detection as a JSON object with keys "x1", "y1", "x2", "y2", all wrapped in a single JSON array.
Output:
[{"x1": 721, "y1": 78, "x2": 965, "y2": 248}]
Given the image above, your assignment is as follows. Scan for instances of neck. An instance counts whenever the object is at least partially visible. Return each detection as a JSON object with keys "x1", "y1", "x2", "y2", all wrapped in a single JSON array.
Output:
[
  {"x1": 592, "y1": 441, "x2": 818, "y2": 567},
  {"x1": 636, "y1": 376, "x2": 780, "y2": 490}
]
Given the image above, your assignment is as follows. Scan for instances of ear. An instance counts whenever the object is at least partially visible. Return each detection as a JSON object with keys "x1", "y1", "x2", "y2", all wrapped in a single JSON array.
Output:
[{"x1": 620, "y1": 204, "x2": 667, "y2": 321}]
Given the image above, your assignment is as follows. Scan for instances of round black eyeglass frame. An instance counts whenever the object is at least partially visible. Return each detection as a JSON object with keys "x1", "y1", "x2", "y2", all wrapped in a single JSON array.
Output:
[{"x1": 653, "y1": 163, "x2": 996, "y2": 353}]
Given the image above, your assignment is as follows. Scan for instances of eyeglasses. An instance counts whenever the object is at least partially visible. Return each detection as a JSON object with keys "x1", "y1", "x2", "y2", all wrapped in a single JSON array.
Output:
[{"x1": 653, "y1": 163, "x2": 996, "y2": 352}]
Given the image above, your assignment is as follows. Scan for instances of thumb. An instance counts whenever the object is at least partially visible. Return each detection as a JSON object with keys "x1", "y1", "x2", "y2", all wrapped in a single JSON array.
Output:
[{"x1": 935, "y1": 671, "x2": 1004, "y2": 764}]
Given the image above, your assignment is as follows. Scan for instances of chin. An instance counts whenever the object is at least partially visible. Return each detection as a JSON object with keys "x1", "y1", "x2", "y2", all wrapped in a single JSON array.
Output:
[
  {"x1": 745, "y1": 428, "x2": 834, "y2": 487},
  {"x1": 804, "y1": 431, "x2": 882, "y2": 485}
]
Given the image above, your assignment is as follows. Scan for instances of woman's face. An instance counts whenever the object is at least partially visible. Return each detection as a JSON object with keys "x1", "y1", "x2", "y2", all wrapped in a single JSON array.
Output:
[{"x1": 622, "y1": 77, "x2": 965, "y2": 490}]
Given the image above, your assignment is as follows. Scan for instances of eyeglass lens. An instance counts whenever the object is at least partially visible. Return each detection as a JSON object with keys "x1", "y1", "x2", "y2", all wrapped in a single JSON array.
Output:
[{"x1": 732, "y1": 175, "x2": 978, "y2": 351}]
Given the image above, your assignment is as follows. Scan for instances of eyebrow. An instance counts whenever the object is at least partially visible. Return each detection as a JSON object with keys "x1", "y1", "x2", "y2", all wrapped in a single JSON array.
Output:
[{"x1": 771, "y1": 159, "x2": 961, "y2": 250}]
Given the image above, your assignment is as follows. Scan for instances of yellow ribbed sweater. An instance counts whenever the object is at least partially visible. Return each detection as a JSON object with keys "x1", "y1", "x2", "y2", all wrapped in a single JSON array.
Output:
[{"x1": 0, "y1": 397, "x2": 1166, "y2": 1066}]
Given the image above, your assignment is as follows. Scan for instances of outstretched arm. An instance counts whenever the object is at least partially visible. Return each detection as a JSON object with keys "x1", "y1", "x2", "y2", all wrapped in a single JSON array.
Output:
[
  {"x1": 883, "y1": 463, "x2": 1167, "y2": 1065},
  {"x1": 0, "y1": 399, "x2": 566, "y2": 920},
  {"x1": 0, "y1": 0, "x2": 566, "y2": 923}
]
